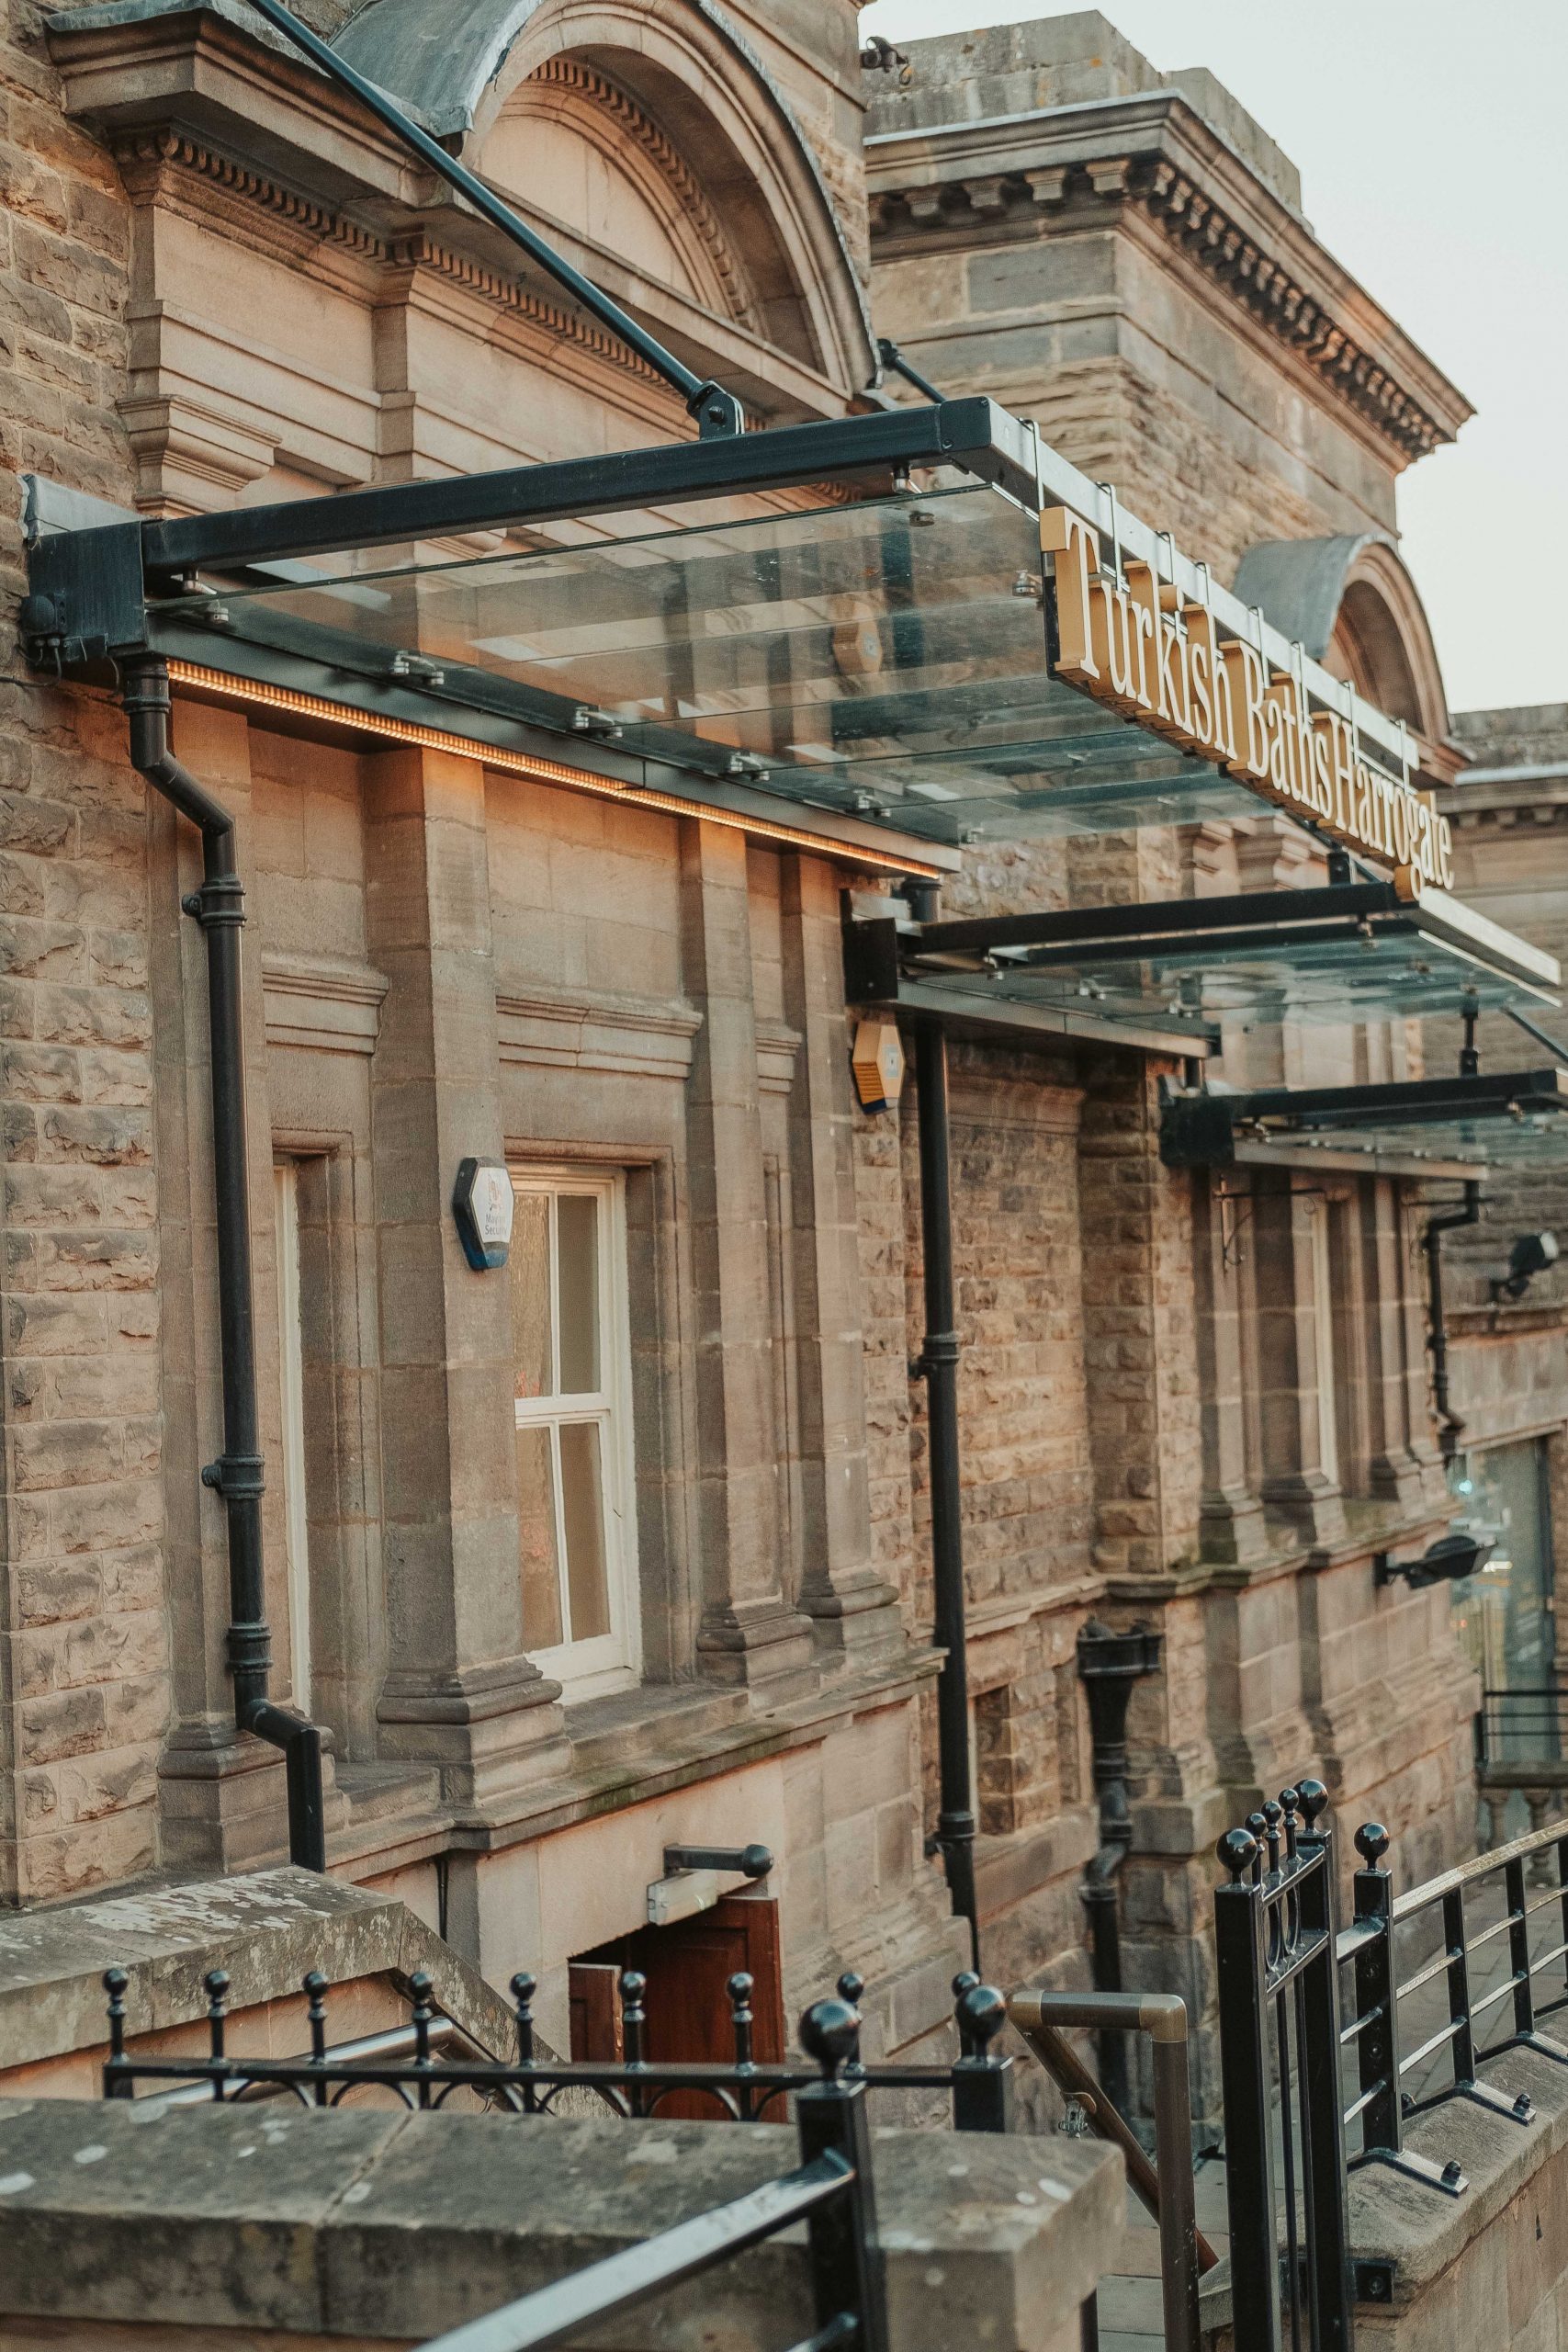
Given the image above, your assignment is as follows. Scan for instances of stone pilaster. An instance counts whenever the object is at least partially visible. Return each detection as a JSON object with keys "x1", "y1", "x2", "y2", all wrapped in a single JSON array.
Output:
[
  {"x1": 1077, "y1": 1055, "x2": 1201, "y2": 1579},
  {"x1": 365, "y1": 745, "x2": 565, "y2": 1805},
  {"x1": 1357, "y1": 1177, "x2": 1428, "y2": 1508},
  {"x1": 679, "y1": 821, "x2": 813, "y2": 1691},
  {"x1": 778, "y1": 855, "x2": 901, "y2": 1658},
  {"x1": 1192, "y1": 1172, "x2": 1269, "y2": 1564},
  {"x1": 1252, "y1": 1180, "x2": 1347, "y2": 1544}
]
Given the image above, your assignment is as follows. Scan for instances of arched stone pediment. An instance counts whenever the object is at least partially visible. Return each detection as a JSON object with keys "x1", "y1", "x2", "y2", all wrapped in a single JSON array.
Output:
[
  {"x1": 1232, "y1": 531, "x2": 1457, "y2": 782},
  {"x1": 333, "y1": 0, "x2": 874, "y2": 386}
]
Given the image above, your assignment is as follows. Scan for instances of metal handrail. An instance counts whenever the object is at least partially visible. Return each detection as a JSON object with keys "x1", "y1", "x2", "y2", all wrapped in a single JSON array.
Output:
[
  {"x1": 1386, "y1": 1812, "x2": 1568, "y2": 1920},
  {"x1": 1008, "y1": 1989, "x2": 1211, "y2": 2352}
]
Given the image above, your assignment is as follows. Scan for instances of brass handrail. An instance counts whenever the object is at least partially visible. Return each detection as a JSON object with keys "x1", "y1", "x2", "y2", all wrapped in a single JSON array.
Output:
[{"x1": 1009, "y1": 1989, "x2": 1213, "y2": 2352}]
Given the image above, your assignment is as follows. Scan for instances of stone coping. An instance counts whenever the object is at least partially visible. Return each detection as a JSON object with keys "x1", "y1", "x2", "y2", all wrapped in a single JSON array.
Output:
[
  {"x1": 0, "y1": 2097, "x2": 1123, "y2": 2352},
  {"x1": 0, "y1": 1867, "x2": 515, "y2": 2074}
]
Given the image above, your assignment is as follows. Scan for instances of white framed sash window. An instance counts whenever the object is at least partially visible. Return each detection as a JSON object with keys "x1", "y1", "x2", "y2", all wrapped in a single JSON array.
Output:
[{"x1": 510, "y1": 1167, "x2": 640, "y2": 1697}]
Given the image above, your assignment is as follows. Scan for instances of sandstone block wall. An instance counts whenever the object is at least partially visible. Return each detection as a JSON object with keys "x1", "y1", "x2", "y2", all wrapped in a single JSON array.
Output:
[{"x1": 0, "y1": 4, "x2": 161, "y2": 1905}]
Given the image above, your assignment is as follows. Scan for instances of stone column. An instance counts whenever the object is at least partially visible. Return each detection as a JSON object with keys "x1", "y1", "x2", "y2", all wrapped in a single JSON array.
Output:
[
  {"x1": 1192, "y1": 1171, "x2": 1268, "y2": 1564},
  {"x1": 1252, "y1": 1181, "x2": 1346, "y2": 1544},
  {"x1": 778, "y1": 855, "x2": 901, "y2": 1657},
  {"x1": 679, "y1": 821, "x2": 813, "y2": 1691},
  {"x1": 365, "y1": 745, "x2": 565, "y2": 1804}
]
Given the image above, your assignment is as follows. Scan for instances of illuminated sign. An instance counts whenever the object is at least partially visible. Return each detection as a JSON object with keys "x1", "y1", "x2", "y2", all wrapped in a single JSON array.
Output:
[{"x1": 1041, "y1": 506, "x2": 1453, "y2": 891}]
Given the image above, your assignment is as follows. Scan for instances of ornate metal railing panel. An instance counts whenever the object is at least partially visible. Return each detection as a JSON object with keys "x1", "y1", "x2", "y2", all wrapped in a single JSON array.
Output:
[{"x1": 98, "y1": 1962, "x2": 1014, "y2": 2133}]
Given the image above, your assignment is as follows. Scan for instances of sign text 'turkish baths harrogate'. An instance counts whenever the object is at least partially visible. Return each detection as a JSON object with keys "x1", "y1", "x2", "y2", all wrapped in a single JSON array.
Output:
[{"x1": 1041, "y1": 506, "x2": 1454, "y2": 891}]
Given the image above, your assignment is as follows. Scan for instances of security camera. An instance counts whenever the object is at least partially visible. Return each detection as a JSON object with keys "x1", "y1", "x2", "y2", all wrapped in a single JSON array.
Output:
[{"x1": 1495, "y1": 1230, "x2": 1560, "y2": 1301}]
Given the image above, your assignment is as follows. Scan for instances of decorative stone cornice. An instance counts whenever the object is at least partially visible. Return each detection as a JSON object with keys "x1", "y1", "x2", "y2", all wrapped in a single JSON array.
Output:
[
  {"x1": 113, "y1": 126, "x2": 671, "y2": 393},
  {"x1": 866, "y1": 90, "x2": 1472, "y2": 463}
]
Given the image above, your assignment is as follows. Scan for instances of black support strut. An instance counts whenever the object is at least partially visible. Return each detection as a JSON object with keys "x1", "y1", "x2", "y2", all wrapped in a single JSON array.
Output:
[
  {"x1": 240, "y1": 0, "x2": 742, "y2": 437},
  {"x1": 912, "y1": 1012, "x2": 978, "y2": 1967},
  {"x1": 123, "y1": 657, "x2": 326, "y2": 1871}
]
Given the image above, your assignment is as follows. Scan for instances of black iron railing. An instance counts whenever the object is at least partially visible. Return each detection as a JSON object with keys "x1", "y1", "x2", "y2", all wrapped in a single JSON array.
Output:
[
  {"x1": 1214, "y1": 1781, "x2": 1354, "y2": 2352},
  {"x1": 1214, "y1": 1791, "x2": 1568, "y2": 2347},
  {"x1": 1474, "y1": 1685, "x2": 1568, "y2": 1771},
  {"x1": 100, "y1": 1962, "x2": 1013, "y2": 2131},
  {"x1": 1337, "y1": 1815, "x2": 1568, "y2": 2163}
]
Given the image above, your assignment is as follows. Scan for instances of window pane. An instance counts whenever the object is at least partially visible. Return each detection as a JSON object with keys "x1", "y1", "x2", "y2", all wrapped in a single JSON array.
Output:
[
  {"x1": 512, "y1": 1188, "x2": 553, "y2": 1399},
  {"x1": 557, "y1": 1193, "x2": 601, "y2": 1395},
  {"x1": 516, "y1": 1424, "x2": 563, "y2": 1649},
  {"x1": 559, "y1": 1419, "x2": 611, "y2": 1642}
]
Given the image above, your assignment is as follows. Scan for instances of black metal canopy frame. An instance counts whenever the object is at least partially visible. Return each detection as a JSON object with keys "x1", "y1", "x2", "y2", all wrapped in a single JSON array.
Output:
[{"x1": 1159, "y1": 1065, "x2": 1568, "y2": 1175}]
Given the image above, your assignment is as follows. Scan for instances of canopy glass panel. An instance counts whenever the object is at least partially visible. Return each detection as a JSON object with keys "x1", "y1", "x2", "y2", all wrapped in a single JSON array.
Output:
[
  {"x1": 1162, "y1": 1069, "x2": 1568, "y2": 1175},
  {"x1": 149, "y1": 486, "x2": 1298, "y2": 848},
  {"x1": 914, "y1": 919, "x2": 1557, "y2": 1036}
]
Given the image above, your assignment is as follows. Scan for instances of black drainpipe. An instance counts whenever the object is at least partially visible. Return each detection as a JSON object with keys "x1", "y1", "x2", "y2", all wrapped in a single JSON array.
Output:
[
  {"x1": 123, "y1": 656, "x2": 326, "y2": 1870},
  {"x1": 1077, "y1": 1620, "x2": 1161, "y2": 2116},
  {"x1": 1425, "y1": 1180, "x2": 1482, "y2": 1464},
  {"x1": 908, "y1": 981, "x2": 979, "y2": 1970}
]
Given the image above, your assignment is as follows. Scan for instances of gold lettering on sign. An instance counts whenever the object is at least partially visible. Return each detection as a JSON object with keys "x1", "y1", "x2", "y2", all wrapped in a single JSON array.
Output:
[{"x1": 1040, "y1": 507, "x2": 1454, "y2": 890}]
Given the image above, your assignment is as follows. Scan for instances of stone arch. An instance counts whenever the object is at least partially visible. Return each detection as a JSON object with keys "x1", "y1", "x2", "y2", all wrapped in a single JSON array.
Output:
[
  {"x1": 333, "y1": 0, "x2": 874, "y2": 387},
  {"x1": 1232, "y1": 531, "x2": 1458, "y2": 783}
]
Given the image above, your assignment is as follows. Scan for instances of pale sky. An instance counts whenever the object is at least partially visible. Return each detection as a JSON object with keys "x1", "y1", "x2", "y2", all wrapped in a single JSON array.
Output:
[{"x1": 857, "y1": 0, "x2": 1568, "y2": 719}]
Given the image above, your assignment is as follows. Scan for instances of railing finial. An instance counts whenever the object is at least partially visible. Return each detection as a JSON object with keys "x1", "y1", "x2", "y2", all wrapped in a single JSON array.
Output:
[
  {"x1": 1297, "y1": 1777, "x2": 1329, "y2": 1826},
  {"x1": 1353, "y1": 1821, "x2": 1391, "y2": 1868},
  {"x1": 954, "y1": 1981, "x2": 1008, "y2": 2062},
  {"x1": 800, "y1": 1996, "x2": 861, "y2": 2082},
  {"x1": 1218, "y1": 1826, "x2": 1258, "y2": 1883},
  {"x1": 104, "y1": 1966, "x2": 130, "y2": 2069},
  {"x1": 510, "y1": 1973, "x2": 536, "y2": 2068}
]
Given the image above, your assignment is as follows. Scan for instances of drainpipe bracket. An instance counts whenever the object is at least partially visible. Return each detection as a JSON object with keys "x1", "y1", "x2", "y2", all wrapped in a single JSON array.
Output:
[
  {"x1": 182, "y1": 876, "x2": 245, "y2": 929},
  {"x1": 202, "y1": 1452, "x2": 265, "y2": 1500},
  {"x1": 910, "y1": 1329, "x2": 960, "y2": 1379}
]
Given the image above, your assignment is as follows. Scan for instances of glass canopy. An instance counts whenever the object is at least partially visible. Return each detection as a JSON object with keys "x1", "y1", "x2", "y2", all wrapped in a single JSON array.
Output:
[
  {"x1": 1162, "y1": 1069, "x2": 1568, "y2": 1176},
  {"x1": 893, "y1": 892, "x2": 1559, "y2": 1037},
  {"x1": 149, "y1": 486, "x2": 1308, "y2": 850}
]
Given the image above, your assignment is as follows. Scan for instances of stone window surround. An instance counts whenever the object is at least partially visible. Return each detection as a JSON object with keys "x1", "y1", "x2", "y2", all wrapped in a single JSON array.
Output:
[{"x1": 1197, "y1": 1163, "x2": 1438, "y2": 1562}]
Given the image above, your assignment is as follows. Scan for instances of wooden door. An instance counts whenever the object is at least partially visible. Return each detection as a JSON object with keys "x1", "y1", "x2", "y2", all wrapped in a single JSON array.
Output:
[{"x1": 568, "y1": 1896, "x2": 785, "y2": 2118}]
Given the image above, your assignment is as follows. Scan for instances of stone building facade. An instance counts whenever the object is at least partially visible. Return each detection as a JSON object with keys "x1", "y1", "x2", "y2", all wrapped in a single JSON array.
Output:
[
  {"x1": 0, "y1": 0, "x2": 1554, "y2": 2134},
  {"x1": 862, "y1": 12, "x2": 1507, "y2": 2086}
]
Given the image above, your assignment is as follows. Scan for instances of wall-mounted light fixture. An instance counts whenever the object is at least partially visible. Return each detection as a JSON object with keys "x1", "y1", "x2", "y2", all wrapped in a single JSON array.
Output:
[
  {"x1": 852, "y1": 1017, "x2": 905, "y2": 1113},
  {"x1": 1375, "y1": 1532, "x2": 1495, "y2": 1591},
  {"x1": 1494, "y1": 1230, "x2": 1560, "y2": 1302},
  {"x1": 646, "y1": 1843, "x2": 773, "y2": 1927}
]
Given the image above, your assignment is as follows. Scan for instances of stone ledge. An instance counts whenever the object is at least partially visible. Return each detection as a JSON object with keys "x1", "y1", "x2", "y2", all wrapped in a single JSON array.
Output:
[
  {"x1": 0, "y1": 2097, "x2": 1123, "y2": 2352},
  {"x1": 0, "y1": 1867, "x2": 513, "y2": 2076}
]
